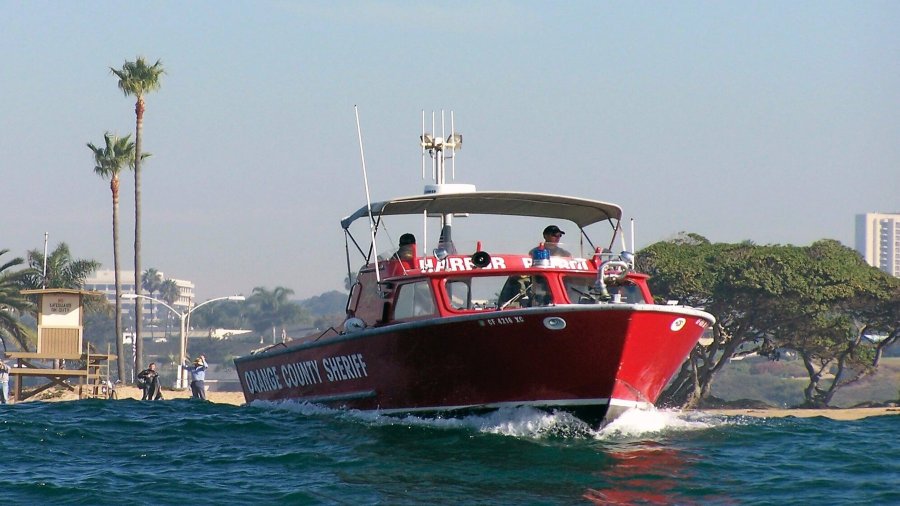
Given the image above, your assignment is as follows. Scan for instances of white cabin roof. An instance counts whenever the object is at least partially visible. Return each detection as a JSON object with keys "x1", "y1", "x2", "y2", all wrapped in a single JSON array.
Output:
[{"x1": 341, "y1": 191, "x2": 622, "y2": 230}]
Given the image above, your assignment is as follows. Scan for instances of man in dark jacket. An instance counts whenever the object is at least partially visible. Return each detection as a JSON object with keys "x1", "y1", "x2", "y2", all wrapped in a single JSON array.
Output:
[{"x1": 137, "y1": 362, "x2": 163, "y2": 400}]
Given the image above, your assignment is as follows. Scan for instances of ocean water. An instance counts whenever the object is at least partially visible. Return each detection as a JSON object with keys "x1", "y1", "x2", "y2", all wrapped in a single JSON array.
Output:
[{"x1": 0, "y1": 400, "x2": 896, "y2": 505}]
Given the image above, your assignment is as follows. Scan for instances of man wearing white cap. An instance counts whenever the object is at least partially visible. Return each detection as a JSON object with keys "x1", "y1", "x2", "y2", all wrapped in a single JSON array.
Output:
[{"x1": 184, "y1": 355, "x2": 209, "y2": 400}]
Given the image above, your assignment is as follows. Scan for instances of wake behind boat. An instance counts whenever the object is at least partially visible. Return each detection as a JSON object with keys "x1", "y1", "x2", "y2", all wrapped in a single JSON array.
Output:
[{"x1": 234, "y1": 114, "x2": 715, "y2": 426}]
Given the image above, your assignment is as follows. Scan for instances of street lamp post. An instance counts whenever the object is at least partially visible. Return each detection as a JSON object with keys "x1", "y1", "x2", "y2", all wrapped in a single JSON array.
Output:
[{"x1": 123, "y1": 293, "x2": 245, "y2": 389}]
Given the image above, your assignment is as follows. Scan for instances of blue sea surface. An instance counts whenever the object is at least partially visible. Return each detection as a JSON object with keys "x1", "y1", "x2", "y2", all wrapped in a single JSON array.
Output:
[{"x1": 0, "y1": 399, "x2": 897, "y2": 504}]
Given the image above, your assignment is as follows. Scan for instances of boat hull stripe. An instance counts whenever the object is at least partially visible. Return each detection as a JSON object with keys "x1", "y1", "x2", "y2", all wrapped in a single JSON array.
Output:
[
  {"x1": 368, "y1": 397, "x2": 614, "y2": 415},
  {"x1": 278, "y1": 390, "x2": 377, "y2": 404}
]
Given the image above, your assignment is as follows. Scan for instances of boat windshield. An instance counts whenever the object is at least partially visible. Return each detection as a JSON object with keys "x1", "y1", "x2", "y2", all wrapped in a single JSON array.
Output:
[
  {"x1": 444, "y1": 274, "x2": 552, "y2": 311},
  {"x1": 393, "y1": 280, "x2": 437, "y2": 320},
  {"x1": 561, "y1": 275, "x2": 646, "y2": 304}
]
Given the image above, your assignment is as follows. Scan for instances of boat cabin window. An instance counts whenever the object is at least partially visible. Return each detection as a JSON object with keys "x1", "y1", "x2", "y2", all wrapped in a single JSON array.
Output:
[
  {"x1": 444, "y1": 274, "x2": 552, "y2": 311},
  {"x1": 393, "y1": 280, "x2": 436, "y2": 320},
  {"x1": 562, "y1": 275, "x2": 646, "y2": 304}
]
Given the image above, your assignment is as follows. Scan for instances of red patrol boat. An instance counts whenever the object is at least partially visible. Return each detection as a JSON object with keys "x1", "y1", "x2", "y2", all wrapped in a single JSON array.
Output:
[{"x1": 234, "y1": 114, "x2": 715, "y2": 426}]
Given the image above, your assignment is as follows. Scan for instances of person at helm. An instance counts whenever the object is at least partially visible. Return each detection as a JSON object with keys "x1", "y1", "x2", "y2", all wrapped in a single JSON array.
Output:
[
  {"x1": 394, "y1": 233, "x2": 417, "y2": 261},
  {"x1": 529, "y1": 225, "x2": 571, "y2": 257}
]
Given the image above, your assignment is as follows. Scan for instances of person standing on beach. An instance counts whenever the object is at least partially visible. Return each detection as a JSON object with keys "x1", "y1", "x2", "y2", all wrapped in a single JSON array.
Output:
[
  {"x1": 184, "y1": 355, "x2": 209, "y2": 400},
  {"x1": 0, "y1": 360, "x2": 10, "y2": 404},
  {"x1": 136, "y1": 362, "x2": 163, "y2": 400}
]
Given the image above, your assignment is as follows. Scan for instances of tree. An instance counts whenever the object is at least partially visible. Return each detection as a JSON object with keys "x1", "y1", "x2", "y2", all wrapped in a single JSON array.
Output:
[
  {"x1": 159, "y1": 278, "x2": 179, "y2": 338},
  {"x1": 141, "y1": 268, "x2": 163, "y2": 325},
  {"x1": 637, "y1": 234, "x2": 758, "y2": 407},
  {"x1": 640, "y1": 235, "x2": 900, "y2": 408},
  {"x1": 88, "y1": 131, "x2": 136, "y2": 382},
  {"x1": 0, "y1": 250, "x2": 34, "y2": 351},
  {"x1": 247, "y1": 286, "x2": 307, "y2": 342},
  {"x1": 188, "y1": 300, "x2": 247, "y2": 330},
  {"x1": 760, "y1": 240, "x2": 900, "y2": 407},
  {"x1": 111, "y1": 56, "x2": 164, "y2": 374},
  {"x1": 23, "y1": 243, "x2": 100, "y2": 290}
]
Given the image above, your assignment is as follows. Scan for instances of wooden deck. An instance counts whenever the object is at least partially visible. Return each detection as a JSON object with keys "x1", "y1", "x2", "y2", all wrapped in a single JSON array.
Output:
[{"x1": 7, "y1": 350, "x2": 117, "y2": 401}]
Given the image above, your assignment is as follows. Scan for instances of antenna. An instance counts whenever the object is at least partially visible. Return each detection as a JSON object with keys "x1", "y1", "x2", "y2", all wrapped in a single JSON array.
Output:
[
  {"x1": 630, "y1": 218, "x2": 636, "y2": 262},
  {"x1": 354, "y1": 106, "x2": 380, "y2": 285},
  {"x1": 431, "y1": 111, "x2": 436, "y2": 180},
  {"x1": 419, "y1": 111, "x2": 465, "y2": 255},
  {"x1": 450, "y1": 111, "x2": 456, "y2": 179},
  {"x1": 42, "y1": 231, "x2": 49, "y2": 289},
  {"x1": 421, "y1": 110, "x2": 426, "y2": 180},
  {"x1": 420, "y1": 110, "x2": 463, "y2": 186}
]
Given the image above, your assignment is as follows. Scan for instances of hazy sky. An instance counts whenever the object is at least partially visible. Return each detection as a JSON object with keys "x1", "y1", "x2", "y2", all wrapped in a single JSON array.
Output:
[{"x1": 2, "y1": 1, "x2": 898, "y2": 300}]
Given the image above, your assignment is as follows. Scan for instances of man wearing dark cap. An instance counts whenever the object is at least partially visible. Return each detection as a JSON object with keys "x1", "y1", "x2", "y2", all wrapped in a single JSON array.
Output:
[
  {"x1": 530, "y1": 225, "x2": 572, "y2": 257},
  {"x1": 394, "y1": 233, "x2": 416, "y2": 261}
]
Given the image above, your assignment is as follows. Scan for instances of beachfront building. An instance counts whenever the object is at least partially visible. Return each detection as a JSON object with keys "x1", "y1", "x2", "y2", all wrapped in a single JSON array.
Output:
[
  {"x1": 855, "y1": 212, "x2": 900, "y2": 278},
  {"x1": 83, "y1": 269, "x2": 196, "y2": 318}
]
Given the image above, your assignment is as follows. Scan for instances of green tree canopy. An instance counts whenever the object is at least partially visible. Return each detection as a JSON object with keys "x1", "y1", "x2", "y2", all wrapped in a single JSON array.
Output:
[
  {"x1": 639, "y1": 234, "x2": 900, "y2": 408},
  {"x1": 188, "y1": 300, "x2": 247, "y2": 330},
  {"x1": 246, "y1": 286, "x2": 307, "y2": 338},
  {"x1": 0, "y1": 249, "x2": 34, "y2": 351},
  {"x1": 112, "y1": 55, "x2": 164, "y2": 374},
  {"x1": 23, "y1": 242, "x2": 100, "y2": 291},
  {"x1": 88, "y1": 131, "x2": 136, "y2": 382},
  {"x1": 159, "y1": 278, "x2": 180, "y2": 338}
]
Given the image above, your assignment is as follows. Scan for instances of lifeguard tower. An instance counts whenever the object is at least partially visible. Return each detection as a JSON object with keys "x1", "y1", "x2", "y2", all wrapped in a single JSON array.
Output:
[{"x1": 7, "y1": 289, "x2": 117, "y2": 401}]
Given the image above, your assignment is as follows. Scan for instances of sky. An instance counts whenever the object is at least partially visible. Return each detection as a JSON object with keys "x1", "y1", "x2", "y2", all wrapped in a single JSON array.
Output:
[{"x1": 1, "y1": 1, "x2": 898, "y2": 301}]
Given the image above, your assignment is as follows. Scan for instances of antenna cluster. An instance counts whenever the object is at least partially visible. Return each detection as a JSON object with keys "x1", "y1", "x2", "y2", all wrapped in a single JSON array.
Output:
[{"x1": 420, "y1": 110, "x2": 462, "y2": 185}]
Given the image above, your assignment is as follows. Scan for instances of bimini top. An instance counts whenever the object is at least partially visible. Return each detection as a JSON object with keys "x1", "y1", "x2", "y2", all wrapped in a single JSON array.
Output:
[{"x1": 341, "y1": 191, "x2": 622, "y2": 230}]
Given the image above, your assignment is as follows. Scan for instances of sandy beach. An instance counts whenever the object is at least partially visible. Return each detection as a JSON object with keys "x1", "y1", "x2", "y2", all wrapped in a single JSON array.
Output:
[
  {"x1": 698, "y1": 406, "x2": 900, "y2": 420},
  {"x1": 15, "y1": 385, "x2": 246, "y2": 405},
  {"x1": 114, "y1": 386, "x2": 247, "y2": 404},
  {"x1": 13, "y1": 387, "x2": 900, "y2": 420}
]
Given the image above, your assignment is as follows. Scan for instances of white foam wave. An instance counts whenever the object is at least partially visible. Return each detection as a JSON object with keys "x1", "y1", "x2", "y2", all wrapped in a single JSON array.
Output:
[
  {"x1": 249, "y1": 400, "x2": 728, "y2": 440},
  {"x1": 596, "y1": 408, "x2": 722, "y2": 440}
]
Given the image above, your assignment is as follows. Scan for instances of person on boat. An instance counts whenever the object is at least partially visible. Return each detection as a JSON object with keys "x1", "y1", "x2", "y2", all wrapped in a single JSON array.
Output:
[
  {"x1": 393, "y1": 233, "x2": 417, "y2": 261},
  {"x1": 530, "y1": 225, "x2": 571, "y2": 257},
  {"x1": 136, "y1": 362, "x2": 163, "y2": 400},
  {"x1": 184, "y1": 355, "x2": 209, "y2": 400},
  {"x1": 498, "y1": 275, "x2": 552, "y2": 308},
  {"x1": 0, "y1": 360, "x2": 10, "y2": 404}
]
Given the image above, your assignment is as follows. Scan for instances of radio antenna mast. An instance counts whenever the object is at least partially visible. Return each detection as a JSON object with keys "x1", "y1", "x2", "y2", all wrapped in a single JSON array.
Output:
[
  {"x1": 42, "y1": 231, "x2": 49, "y2": 289},
  {"x1": 420, "y1": 110, "x2": 463, "y2": 253},
  {"x1": 354, "y1": 106, "x2": 380, "y2": 285}
]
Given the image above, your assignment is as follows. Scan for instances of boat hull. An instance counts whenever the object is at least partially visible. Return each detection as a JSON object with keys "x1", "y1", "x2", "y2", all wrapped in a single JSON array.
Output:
[{"x1": 234, "y1": 304, "x2": 712, "y2": 426}]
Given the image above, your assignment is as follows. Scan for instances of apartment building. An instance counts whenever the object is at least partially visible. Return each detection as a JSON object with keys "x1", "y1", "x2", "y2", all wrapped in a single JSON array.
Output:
[
  {"x1": 855, "y1": 212, "x2": 900, "y2": 277},
  {"x1": 83, "y1": 269, "x2": 195, "y2": 317}
]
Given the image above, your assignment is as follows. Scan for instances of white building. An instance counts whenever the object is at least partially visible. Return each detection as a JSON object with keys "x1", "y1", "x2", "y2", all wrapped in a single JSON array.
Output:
[
  {"x1": 84, "y1": 269, "x2": 196, "y2": 318},
  {"x1": 855, "y1": 212, "x2": 900, "y2": 277}
]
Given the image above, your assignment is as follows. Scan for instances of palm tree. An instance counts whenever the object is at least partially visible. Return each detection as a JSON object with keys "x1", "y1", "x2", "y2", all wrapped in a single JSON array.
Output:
[
  {"x1": 141, "y1": 267, "x2": 163, "y2": 317},
  {"x1": 0, "y1": 250, "x2": 33, "y2": 352},
  {"x1": 159, "y1": 278, "x2": 179, "y2": 339},
  {"x1": 24, "y1": 243, "x2": 100, "y2": 290},
  {"x1": 111, "y1": 56, "x2": 164, "y2": 373},
  {"x1": 141, "y1": 268, "x2": 163, "y2": 342},
  {"x1": 247, "y1": 286, "x2": 306, "y2": 342},
  {"x1": 88, "y1": 132, "x2": 136, "y2": 382}
]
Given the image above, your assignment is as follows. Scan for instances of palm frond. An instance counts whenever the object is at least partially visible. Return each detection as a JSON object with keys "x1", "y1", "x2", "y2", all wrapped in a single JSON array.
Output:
[{"x1": 111, "y1": 57, "x2": 165, "y2": 97}]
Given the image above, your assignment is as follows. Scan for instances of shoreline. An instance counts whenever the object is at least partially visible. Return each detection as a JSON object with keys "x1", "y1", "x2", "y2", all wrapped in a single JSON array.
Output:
[
  {"x1": 696, "y1": 406, "x2": 900, "y2": 420},
  {"x1": 14, "y1": 388, "x2": 900, "y2": 420},
  {"x1": 13, "y1": 386, "x2": 246, "y2": 405}
]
